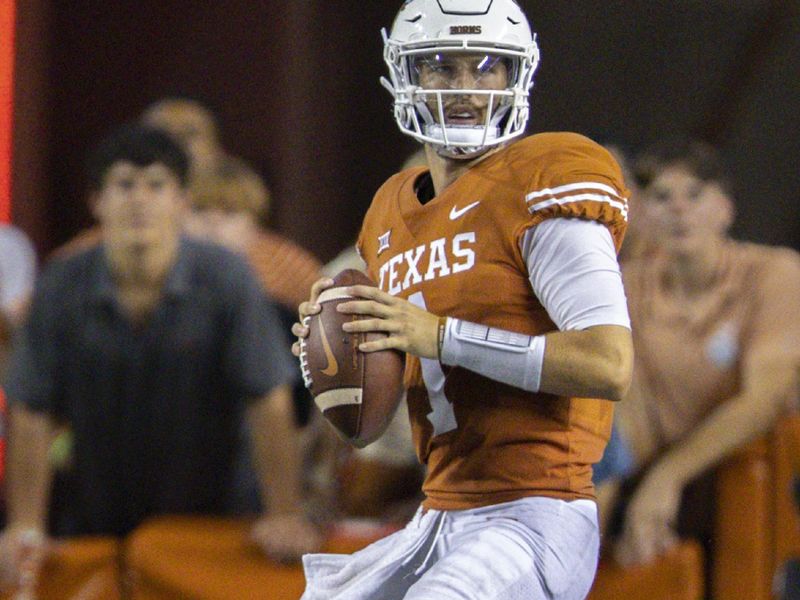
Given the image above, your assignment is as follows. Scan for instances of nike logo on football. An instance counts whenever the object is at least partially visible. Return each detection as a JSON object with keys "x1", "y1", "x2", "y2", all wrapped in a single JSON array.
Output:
[
  {"x1": 449, "y1": 201, "x2": 481, "y2": 220},
  {"x1": 318, "y1": 319, "x2": 339, "y2": 376}
]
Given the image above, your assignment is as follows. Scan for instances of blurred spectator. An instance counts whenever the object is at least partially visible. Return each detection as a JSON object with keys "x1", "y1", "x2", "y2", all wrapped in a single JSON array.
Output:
[
  {"x1": 0, "y1": 124, "x2": 320, "y2": 592},
  {"x1": 145, "y1": 97, "x2": 323, "y2": 317},
  {"x1": 186, "y1": 159, "x2": 322, "y2": 317},
  {"x1": 141, "y1": 97, "x2": 223, "y2": 177},
  {"x1": 52, "y1": 98, "x2": 223, "y2": 257},
  {"x1": 184, "y1": 153, "x2": 321, "y2": 429},
  {"x1": 184, "y1": 161, "x2": 324, "y2": 512},
  {"x1": 0, "y1": 224, "x2": 36, "y2": 382},
  {"x1": 58, "y1": 96, "x2": 324, "y2": 291},
  {"x1": 596, "y1": 138, "x2": 800, "y2": 579},
  {"x1": 54, "y1": 98, "x2": 324, "y2": 508}
]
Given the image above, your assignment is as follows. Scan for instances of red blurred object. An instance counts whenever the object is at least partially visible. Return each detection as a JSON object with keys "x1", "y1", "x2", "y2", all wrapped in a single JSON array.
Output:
[{"x1": 0, "y1": 0, "x2": 15, "y2": 224}]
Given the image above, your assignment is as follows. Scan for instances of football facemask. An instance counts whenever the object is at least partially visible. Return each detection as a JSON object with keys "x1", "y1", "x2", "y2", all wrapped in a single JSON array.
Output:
[{"x1": 381, "y1": 0, "x2": 540, "y2": 159}]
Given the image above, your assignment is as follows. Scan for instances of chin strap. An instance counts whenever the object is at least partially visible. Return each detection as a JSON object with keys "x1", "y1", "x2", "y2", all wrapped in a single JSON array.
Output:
[
  {"x1": 434, "y1": 143, "x2": 492, "y2": 160},
  {"x1": 421, "y1": 101, "x2": 512, "y2": 159}
]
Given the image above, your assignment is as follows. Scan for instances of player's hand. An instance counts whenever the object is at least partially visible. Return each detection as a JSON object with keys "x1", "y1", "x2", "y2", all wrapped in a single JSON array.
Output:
[
  {"x1": 249, "y1": 513, "x2": 323, "y2": 564},
  {"x1": 0, "y1": 526, "x2": 49, "y2": 593},
  {"x1": 291, "y1": 277, "x2": 334, "y2": 357},
  {"x1": 337, "y1": 285, "x2": 440, "y2": 359},
  {"x1": 614, "y1": 463, "x2": 681, "y2": 567}
]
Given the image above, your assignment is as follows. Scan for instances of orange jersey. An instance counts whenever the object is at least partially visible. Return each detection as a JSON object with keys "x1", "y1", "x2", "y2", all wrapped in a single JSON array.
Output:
[{"x1": 357, "y1": 132, "x2": 629, "y2": 510}]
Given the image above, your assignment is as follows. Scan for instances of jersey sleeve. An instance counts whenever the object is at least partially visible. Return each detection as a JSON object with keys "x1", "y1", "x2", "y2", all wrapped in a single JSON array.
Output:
[
  {"x1": 521, "y1": 133, "x2": 629, "y2": 253},
  {"x1": 521, "y1": 218, "x2": 631, "y2": 331}
]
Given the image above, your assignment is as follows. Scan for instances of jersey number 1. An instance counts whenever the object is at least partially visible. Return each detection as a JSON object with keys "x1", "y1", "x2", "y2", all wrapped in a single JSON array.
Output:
[{"x1": 408, "y1": 292, "x2": 457, "y2": 437}]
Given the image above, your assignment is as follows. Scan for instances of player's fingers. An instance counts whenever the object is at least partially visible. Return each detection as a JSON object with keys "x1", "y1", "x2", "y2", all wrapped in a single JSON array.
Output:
[
  {"x1": 310, "y1": 277, "x2": 335, "y2": 302},
  {"x1": 298, "y1": 278, "x2": 334, "y2": 320},
  {"x1": 343, "y1": 318, "x2": 400, "y2": 334},
  {"x1": 292, "y1": 316, "x2": 311, "y2": 338},
  {"x1": 358, "y1": 333, "x2": 405, "y2": 353},
  {"x1": 346, "y1": 284, "x2": 394, "y2": 304},
  {"x1": 336, "y1": 299, "x2": 391, "y2": 318},
  {"x1": 298, "y1": 301, "x2": 322, "y2": 321}
]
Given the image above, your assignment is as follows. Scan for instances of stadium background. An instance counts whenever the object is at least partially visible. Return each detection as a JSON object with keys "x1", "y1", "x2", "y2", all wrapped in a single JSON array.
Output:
[{"x1": 5, "y1": 1, "x2": 800, "y2": 260}]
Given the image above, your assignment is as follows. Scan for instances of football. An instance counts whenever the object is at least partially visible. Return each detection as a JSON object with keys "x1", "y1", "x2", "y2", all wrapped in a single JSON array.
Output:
[{"x1": 299, "y1": 269, "x2": 405, "y2": 448}]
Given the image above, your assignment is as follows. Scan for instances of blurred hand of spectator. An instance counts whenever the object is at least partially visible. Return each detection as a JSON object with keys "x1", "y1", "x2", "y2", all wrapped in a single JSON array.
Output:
[
  {"x1": 0, "y1": 526, "x2": 49, "y2": 593},
  {"x1": 249, "y1": 513, "x2": 323, "y2": 563},
  {"x1": 614, "y1": 461, "x2": 681, "y2": 566}
]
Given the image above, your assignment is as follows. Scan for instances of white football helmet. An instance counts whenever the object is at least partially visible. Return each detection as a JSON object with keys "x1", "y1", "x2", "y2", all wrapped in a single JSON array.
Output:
[{"x1": 381, "y1": 0, "x2": 540, "y2": 159}]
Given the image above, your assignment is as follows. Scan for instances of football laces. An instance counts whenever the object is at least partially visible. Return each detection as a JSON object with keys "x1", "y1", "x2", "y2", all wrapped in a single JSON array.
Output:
[{"x1": 298, "y1": 315, "x2": 312, "y2": 388}]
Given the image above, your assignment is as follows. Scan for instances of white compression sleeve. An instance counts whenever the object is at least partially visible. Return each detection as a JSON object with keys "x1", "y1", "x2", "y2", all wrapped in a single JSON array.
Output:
[
  {"x1": 522, "y1": 218, "x2": 630, "y2": 331},
  {"x1": 439, "y1": 218, "x2": 630, "y2": 392}
]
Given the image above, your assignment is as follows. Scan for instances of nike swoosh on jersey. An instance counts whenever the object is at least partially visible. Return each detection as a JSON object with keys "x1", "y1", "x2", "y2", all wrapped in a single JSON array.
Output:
[
  {"x1": 318, "y1": 318, "x2": 339, "y2": 376},
  {"x1": 449, "y1": 201, "x2": 481, "y2": 220}
]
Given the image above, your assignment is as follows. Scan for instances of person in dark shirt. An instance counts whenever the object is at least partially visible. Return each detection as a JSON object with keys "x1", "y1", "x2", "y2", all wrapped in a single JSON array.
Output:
[{"x1": 0, "y1": 124, "x2": 321, "y2": 591}]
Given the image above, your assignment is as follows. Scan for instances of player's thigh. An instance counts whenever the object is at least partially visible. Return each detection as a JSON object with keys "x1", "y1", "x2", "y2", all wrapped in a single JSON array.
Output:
[
  {"x1": 404, "y1": 500, "x2": 599, "y2": 600},
  {"x1": 404, "y1": 520, "x2": 546, "y2": 600}
]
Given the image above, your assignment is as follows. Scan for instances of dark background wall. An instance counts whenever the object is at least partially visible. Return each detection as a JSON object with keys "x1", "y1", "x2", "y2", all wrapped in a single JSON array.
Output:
[{"x1": 12, "y1": 1, "x2": 800, "y2": 262}]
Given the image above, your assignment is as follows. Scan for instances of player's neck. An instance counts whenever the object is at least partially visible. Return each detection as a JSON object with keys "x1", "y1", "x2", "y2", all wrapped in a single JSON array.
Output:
[{"x1": 425, "y1": 144, "x2": 503, "y2": 196}]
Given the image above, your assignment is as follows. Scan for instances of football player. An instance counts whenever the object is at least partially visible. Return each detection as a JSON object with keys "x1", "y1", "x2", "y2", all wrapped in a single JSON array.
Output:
[{"x1": 293, "y1": 1, "x2": 633, "y2": 598}]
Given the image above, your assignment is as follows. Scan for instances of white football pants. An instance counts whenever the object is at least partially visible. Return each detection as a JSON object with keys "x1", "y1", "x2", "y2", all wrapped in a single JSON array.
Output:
[{"x1": 301, "y1": 496, "x2": 599, "y2": 600}]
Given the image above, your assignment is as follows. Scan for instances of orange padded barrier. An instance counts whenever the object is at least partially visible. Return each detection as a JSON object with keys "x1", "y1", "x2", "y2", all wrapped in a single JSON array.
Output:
[
  {"x1": 126, "y1": 516, "x2": 399, "y2": 600},
  {"x1": 0, "y1": 537, "x2": 121, "y2": 600},
  {"x1": 587, "y1": 540, "x2": 704, "y2": 600},
  {"x1": 126, "y1": 517, "x2": 305, "y2": 600},
  {"x1": 714, "y1": 414, "x2": 800, "y2": 600},
  {"x1": 714, "y1": 439, "x2": 772, "y2": 600},
  {"x1": 772, "y1": 416, "x2": 800, "y2": 573},
  {"x1": 589, "y1": 415, "x2": 800, "y2": 600}
]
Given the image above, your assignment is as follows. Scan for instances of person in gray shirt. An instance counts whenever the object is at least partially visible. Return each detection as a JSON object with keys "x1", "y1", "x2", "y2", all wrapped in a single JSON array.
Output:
[{"x1": 0, "y1": 124, "x2": 321, "y2": 591}]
